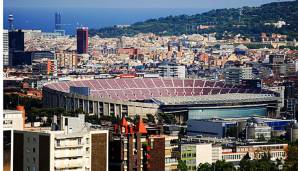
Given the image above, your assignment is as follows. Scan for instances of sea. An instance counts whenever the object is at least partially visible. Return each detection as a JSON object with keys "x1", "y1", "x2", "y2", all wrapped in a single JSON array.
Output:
[{"x1": 4, "y1": 7, "x2": 208, "y2": 35}]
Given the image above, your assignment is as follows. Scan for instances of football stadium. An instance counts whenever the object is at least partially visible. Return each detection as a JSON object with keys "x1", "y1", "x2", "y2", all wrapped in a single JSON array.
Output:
[{"x1": 43, "y1": 78, "x2": 282, "y2": 122}]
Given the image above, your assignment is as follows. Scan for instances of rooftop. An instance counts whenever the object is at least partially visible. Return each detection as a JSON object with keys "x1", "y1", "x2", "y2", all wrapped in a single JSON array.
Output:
[
  {"x1": 153, "y1": 93, "x2": 278, "y2": 105},
  {"x1": 44, "y1": 78, "x2": 275, "y2": 101}
]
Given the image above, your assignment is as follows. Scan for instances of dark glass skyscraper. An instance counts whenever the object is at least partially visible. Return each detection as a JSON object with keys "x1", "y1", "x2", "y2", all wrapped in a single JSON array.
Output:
[
  {"x1": 77, "y1": 27, "x2": 88, "y2": 54},
  {"x1": 55, "y1": 12, "x2": 62, "y2": 30},
  {"x1": 9, "y1": 30, "x2": 24, "y2": 51},
  {"x1": 9, "y1": 30, "x2": 26, "y2": 66}
]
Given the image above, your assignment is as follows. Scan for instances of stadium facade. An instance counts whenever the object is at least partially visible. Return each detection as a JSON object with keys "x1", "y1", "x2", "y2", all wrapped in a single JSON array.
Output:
[{"x1": 43, "y1": 78, "x2": 282, "y2": 122}]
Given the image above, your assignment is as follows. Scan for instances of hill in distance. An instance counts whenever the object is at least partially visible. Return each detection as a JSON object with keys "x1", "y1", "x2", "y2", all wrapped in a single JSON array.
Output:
[{"x1": 89, "y1": 0, "x2": 298, "y2": 40}]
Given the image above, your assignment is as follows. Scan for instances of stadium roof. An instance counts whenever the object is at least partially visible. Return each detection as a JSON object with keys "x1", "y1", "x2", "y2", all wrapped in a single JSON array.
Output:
[
  {"x1": 153, "y1": 93, "x2": 279, "y2": 105},
  {"x1": 44, "y1": 78, "x2": 276, "y2": 101}
]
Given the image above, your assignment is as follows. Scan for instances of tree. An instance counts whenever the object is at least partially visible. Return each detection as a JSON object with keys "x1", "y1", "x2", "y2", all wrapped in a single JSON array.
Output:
[
  {"x1": 157, "y1": 113, "x2": 176, "y2": 124},
  {"x1": 177, "y1": 160, "x2": 188, "y2": 171},
  {"x1": 283, "y1": 140, "x2": 298, "y2": 171},
  {"x1": 146, "y1": 114, "x2": 155, "y2": 124},
  {"x1": 240, "y1": 152, "x2": 279, "y2": 171},
  {"x1": 213, "y1": 160, "x2": 236, "y2": 171},
  {"x1": 257, "y1": 134, "x2": 266, "y2": 141},
  {"x1": 268, "y1": 136, "x2": 288, "y2": 144},
  {"x1": 198, "y1": 160, "x2": 236, "y2": 171},
  {"x1": 255, "y1": 153, "x2": 278, "y2": 171},
  {"x1": 243, "y1": 152, "x2": 251, "y2": 160},
  {"x1": 4, "y1": 94, "x2": 42, "y2": 111},
  {"x1": 239, "y1": 153, "x2": 256, "y2": 171},
  {"x1": 198, "y1": 163, "x2": 212, "y2": 171},
  {"x1": 85, "y1": 114, "x2": 100, "y2": 125}
]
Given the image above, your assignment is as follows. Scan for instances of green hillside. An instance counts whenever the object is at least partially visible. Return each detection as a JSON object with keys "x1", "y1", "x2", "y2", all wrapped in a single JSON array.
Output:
[{"x1": 89, "y1": 0, "x2": 298, "y2": 40}]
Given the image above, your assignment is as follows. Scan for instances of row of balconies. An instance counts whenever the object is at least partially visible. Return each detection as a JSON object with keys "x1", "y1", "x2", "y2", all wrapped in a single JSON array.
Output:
[{"x1": 55, "y1": 150, "x2": 89, "y2": 158}]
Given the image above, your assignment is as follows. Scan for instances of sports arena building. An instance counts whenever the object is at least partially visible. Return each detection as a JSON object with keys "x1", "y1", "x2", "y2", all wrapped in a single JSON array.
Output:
[{"x1": 43, "y1": 78, "x2": 282, "y2": 122}]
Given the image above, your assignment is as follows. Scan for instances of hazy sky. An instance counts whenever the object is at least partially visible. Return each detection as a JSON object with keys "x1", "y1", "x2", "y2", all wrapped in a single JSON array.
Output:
[{"x1": 4, "y1": 0, "x2": 290, "y2": 9}]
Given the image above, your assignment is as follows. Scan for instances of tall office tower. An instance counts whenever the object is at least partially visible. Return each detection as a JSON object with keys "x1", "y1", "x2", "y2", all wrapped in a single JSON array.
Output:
[
  {"x1": 3, "y1": 30, "x2": 9, "y2": 66},
  {"x1": 76, "y1": 27, "x2": 88, "y2": 54},
  {"x1": 54, "y1": 12, "x2": 65, "y2": 36},
  {"x1": 54, "y1": 12, "x2": 62, "y2": 30},
  {"x1": 8, "y1": 30, "x2": 24, "y2": 66}
]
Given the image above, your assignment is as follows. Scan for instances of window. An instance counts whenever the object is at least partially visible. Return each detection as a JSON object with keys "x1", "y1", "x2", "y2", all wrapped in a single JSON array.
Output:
[
  {"x1": 65, "y1": 118, "x2": 68, "y2": 126},
  {"x1": 56, "y1": 140, "x2": 60, "y2": 147},
  {"x1": 32, "y1": 148, "x2": 35, "y2": 153},
  {"x1": 33, "y1": 157, "x2": 36, "y2": 163},
  {"x1": 78, "y1": 138, "x2": 82, "y2": 145}
]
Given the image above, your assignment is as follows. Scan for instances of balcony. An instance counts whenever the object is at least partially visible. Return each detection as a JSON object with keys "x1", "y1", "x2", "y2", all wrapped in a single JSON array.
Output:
[
  {"x1": 55, "y1": 143, "x2": 84, "y2": 149},
  {"x1": 165, "y1": 158, "x2": 178, "y2": 166},
  {"x1": 55, "y1": 150, "x2": 84, "y2": 158},
  {"x1": 54, "y1": 160, "x2": 83, "y2": 169}
]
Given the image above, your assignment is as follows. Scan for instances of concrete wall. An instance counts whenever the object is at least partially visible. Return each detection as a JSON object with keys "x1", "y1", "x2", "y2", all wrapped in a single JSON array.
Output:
[
  {"x1": 43, "y1": 87, "x2": 159, "y2": 118},
  {"x1": 196, "y1": 144, "x2": 212, "y2": 165}
]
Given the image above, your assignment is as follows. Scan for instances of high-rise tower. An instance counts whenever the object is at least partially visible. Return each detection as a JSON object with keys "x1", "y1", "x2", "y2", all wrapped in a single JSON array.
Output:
[
  {"x1": 76, "y1": 27, "x2": 88, "y2": 54},
  {"x1": 54, "y1": 12, "x2": 62, "y2": 30},
  {"x1": 8, "y1": 30, "x2": 25, "y2": 66}
]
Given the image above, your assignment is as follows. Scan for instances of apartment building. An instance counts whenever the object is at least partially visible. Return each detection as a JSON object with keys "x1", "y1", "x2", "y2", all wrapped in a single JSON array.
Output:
[
  {"x1": 225, "y1": 66, "x2": 253, "y2": 85},
  {"x1": 32, "y1": 58, "x2": 57, "y2": 76},
  {"x1": 179, "y1": 143, "x2": 213, "y2": 171},
  {"x1": 55, "y1": 50, "x2": 78, "y2": 69},
  {"x1": 165, "y1": 136, "x2": 179, "y2": 171},
  {"x1": 3, "y1": 106, "x2": 25, "y2": 171},
  {"x1": 110, "y1": 117, "x2": 179, "y2": 171},
  {"x1": 12, "y1": 114, "x2": 109, "y2": 171},
  {"x1": 158, "y1": 64, "x2": 186, "y2": 79}
]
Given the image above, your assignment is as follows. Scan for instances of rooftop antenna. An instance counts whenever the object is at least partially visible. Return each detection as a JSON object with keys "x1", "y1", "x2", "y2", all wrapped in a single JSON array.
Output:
[{"x1": 8, "y1": 14, "x2": 14, "y2": 30}]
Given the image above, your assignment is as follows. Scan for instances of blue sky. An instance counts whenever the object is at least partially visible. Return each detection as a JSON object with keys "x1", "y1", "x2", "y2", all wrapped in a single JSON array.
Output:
[{"x1": 4, "y1": 0, "x2": 290, "y2": 9}]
